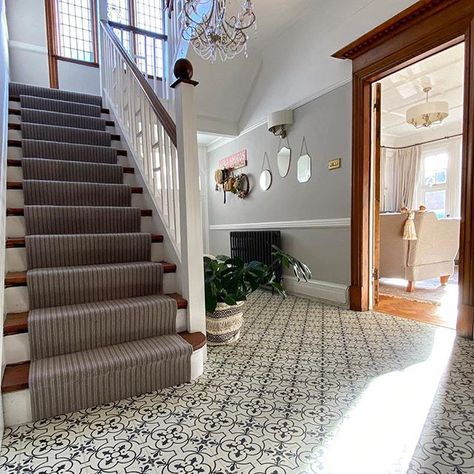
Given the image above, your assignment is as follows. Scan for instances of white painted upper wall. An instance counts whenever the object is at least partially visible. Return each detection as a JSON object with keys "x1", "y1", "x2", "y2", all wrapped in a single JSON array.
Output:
[
  {"x1": 5, "y1": 0, "x2": 100, "y2": 94},
  {"x1": 238, "y1": 0, "x2": 421, "y2": 131},
  {"x1": 192, "y1": 0, "x2": 421, "y2": 134}
]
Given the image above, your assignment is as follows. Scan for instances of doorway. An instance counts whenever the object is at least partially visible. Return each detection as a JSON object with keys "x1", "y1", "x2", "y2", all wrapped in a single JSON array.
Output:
[
  {"x1": 332, "y1": 0, "x2": 474, "y2": 339},
  {"x1": 372, "y1": 44, "x2": 464, "y2": 329}
]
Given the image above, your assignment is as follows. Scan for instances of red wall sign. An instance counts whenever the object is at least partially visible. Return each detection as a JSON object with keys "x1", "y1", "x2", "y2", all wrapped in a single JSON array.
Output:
[{"x1": 218, "y1": 149, "x2": 247, "y2": 170}]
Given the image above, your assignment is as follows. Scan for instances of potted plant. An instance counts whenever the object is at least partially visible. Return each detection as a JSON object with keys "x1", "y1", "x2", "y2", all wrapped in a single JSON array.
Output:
[{"x1": 204, "y1": 246, "x2": 311, "y2": 345}]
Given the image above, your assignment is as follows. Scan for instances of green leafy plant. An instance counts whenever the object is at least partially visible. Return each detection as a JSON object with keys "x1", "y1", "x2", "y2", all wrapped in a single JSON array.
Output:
[{"x1": 204, "y1": 246, "x2": 311, "y2": 313}]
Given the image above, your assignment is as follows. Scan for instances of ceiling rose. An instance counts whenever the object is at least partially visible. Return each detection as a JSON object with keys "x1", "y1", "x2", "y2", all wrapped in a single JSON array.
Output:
[
  {"x1": 181, "y1": 0, "x2": 256, "y2": 62},
  {"x1": 406, "y1": 86, "x2": 449, "y2": 129}
]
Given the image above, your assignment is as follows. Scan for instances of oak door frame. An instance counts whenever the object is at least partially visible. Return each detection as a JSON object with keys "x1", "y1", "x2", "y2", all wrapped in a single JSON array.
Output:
[{"x1": 333, "y1": 0, "x2": 474, "y2": 338}]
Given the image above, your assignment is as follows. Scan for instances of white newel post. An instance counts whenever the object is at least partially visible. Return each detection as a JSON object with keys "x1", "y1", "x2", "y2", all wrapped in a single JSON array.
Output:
[{"x1": 171, "y1": 59, "x2": 206, "y2": 335}]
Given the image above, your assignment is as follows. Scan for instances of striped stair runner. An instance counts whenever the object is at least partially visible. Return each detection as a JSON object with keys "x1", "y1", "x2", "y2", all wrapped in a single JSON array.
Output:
[
  {"x1": 7, "y1": 82, "x2": 192, "y2": 421},
  {"x1": 19, "y1": 95, "x2": 102, "y2": 117},
  {"x1": 22, "y1": 139, "x2": 118, "y2": 164},
  {"x1": 20, "y1": 108, "x2": 107, "y2": 130},
  {"x1": 21, "y1": 158, "x2": 124, "y2": 183}
]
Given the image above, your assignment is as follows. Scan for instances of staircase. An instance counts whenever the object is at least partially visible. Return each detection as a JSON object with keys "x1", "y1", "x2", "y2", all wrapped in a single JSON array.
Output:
[{"x1": 2, "y1": 82, "x2": 206, "y2": 427}]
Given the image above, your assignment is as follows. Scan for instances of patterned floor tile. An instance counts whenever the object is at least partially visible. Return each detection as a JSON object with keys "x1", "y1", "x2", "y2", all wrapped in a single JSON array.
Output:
[{"x1": 1, "y1": 290, "x2": 473, "y2": 473}]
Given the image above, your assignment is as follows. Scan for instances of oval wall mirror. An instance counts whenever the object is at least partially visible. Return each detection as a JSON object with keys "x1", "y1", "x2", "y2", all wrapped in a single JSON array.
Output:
[
  {"x1": 297, "y1": 154, "x2": 311, "y2": 183},
  {"x1": 260, "y1": 169, "x2": 272, "y2": 191},
  {"x1": 277, "y1": 145, "x2": 291, "y2": 177}
]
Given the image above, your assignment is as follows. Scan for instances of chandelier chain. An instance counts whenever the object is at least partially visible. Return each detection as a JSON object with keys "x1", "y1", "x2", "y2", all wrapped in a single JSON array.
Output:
[{"x1": 180, "y1": 0, "x2": 256, "y2": 62}]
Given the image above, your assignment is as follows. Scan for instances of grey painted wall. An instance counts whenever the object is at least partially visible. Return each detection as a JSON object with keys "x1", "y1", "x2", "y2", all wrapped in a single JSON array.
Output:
[{"x1": 207, "y1": 83, "x2": 352, "y2": 286}]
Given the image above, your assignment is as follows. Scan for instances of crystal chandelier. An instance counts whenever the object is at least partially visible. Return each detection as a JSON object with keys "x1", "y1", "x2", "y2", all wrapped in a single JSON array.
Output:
[
  {"x1": 406, "y1": 86, "x2": 449, "y2": 128},
  {"x1": 181, "y1": 0, "x2": 256, "y2": 62}
]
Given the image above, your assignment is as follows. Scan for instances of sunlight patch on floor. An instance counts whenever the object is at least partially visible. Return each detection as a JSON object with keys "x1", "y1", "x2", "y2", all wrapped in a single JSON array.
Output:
[{"x1": 319, "y1": 327, "x2": 456, "y2": 474}]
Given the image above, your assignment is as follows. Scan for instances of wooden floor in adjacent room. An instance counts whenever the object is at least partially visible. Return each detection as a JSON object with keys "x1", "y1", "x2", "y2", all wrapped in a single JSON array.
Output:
[{"x1": 375, "y1": 294, "x2": 457, "y2": 330}]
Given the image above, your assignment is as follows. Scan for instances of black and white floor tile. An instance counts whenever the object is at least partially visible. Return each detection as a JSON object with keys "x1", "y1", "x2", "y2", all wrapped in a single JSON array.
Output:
[{"x1": 1, "y1": 290, "x2": 473, "y2": 473}]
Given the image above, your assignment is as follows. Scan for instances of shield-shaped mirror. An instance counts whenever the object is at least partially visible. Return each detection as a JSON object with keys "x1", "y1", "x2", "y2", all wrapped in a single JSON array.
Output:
[{"x1": 277, "y1": 145, "x2": 291, "y2": 177}]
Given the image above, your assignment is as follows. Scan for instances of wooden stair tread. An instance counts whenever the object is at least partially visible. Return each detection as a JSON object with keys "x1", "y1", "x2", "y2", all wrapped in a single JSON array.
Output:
[
  {"x1": 8, "y1": 108, "x2": 115, "y2": 126},
  {"x1": 4, "y1": 312, "x2": 28, "y2": 336},
  {"x1": 6, "y1": 234, "x2": 163, "y2": 248},
  {"x1": 5, "y1": 261, "x2": 176, "y2": 287},
  {"x1": 9, "y1": 96, "x2": 110, "y2": 114},
  {"x1": 8, "y1": 139, "x2": 127, "y2": 156},
  {"x1": 178, "y1": 331, "x2": 207, "y2": 351},
  {"x1": 2, "y1": 362, "x2": 30, "y2": 392},
  {"x1": 6, "y1": 182, "x2": 143, "y2": 193},
  {"x1": 8, "y1": 123, "x2": 121, "y2": 141},
  {"x1": 4, "y1": 293, "x2": 188, "y2": 336},
  {"x1": 7, "y1": 207, "x2": 152, "y2": 216},
  {"x1": 2, "y1": 330, "x2": 203, "y2": 393}
]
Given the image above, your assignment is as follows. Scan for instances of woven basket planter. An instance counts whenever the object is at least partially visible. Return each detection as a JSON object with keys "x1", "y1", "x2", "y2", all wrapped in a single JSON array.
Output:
[{"x1": 206, "y1": 301, "x2": 244, "y2": 346}]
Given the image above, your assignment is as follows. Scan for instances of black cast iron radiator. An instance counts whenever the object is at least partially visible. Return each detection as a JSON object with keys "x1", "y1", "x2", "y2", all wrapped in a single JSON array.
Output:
[{"x1": 230, "y1": 231, "x2": 282, "y2": 282}]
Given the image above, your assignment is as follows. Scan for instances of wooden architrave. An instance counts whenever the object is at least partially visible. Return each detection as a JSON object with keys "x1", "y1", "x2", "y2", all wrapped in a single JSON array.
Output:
[{"x1": 333, "y1": 0, "x2": 474, "y2": 338}]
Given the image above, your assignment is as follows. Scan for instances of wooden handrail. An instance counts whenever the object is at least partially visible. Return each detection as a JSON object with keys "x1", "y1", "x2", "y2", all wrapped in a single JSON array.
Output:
[
  {"x1": 100, "y1": 20, "x2": 177, "y2": 146},
  {"x1": 108, "y1": 21, "x2": 168, "y2": 41}
]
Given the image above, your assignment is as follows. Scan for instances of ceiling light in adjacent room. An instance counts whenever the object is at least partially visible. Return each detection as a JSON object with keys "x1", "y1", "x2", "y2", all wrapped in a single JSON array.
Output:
[{"x1": 406, "y1": 86, "x2": 449, "y2": 128}]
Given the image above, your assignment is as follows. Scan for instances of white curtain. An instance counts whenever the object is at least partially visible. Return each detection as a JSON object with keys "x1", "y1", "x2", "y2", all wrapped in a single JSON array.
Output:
[{"x1": 381, "y1": 145, "x2": 422, "y2": 212}]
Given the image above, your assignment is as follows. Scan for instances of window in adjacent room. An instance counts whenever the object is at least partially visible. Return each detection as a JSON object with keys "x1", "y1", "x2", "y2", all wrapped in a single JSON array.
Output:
[{"x1": 422, "y1": 152, "x2": 448, "y2": 217}]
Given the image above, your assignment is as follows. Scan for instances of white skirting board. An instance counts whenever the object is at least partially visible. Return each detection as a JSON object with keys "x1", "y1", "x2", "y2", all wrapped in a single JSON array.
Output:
[
  {"x1": 3, "y1": 345, "x2": 207, "y2": 428},
  {"x1": 283, "y1": 276, "x2": 348, "y2": 306}
]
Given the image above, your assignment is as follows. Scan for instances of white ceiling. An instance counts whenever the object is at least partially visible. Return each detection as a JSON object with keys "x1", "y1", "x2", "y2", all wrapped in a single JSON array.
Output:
[
  {"x1": 197, "y1": 132, "x2": 224, "y2": 145},
  {"x1": 245, "y1": 0, "x2": 314, "y2": 51},
  {"x1": 380, "y1": 43, "x2": 464, "y2": 147}
]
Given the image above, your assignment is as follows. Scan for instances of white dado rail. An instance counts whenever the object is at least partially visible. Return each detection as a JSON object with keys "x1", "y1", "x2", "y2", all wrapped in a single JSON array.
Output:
[
  {"x1": 209, "y1": 217, "x2": 351, "y2": 231},
  {"x1": 209, "y1": 217, "x2": 350, "y2": 306}
]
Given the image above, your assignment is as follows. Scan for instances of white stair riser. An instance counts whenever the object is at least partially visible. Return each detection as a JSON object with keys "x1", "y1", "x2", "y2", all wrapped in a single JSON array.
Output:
[
  {"x1": 7, "y1": 166, "x2": 22, "y2": 181},
  {"x1": 5, "y1": 271, "x2": 177, "y2": 313},
  {"x1": 6, "y1": 215, "x2": 155, "y2": 238},
  {"x1": 6, "y1": 242, "x2": 164, "y2": 272},
  {"x1": 3, "y1": 346, "x2": 206, "y2": 428},
  {"x1": 7, "y1": 167, "x2": 137, "y2": 186},
  {"x1": 4, "y1": 308, "x2": 188, "y2": 365},
  {"x1": 7, "y1": 189, "x2": 144, "y2": 210}
]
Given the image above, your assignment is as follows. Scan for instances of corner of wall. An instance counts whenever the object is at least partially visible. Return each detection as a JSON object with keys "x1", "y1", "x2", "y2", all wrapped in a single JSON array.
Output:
[{"x1": 0, "y1": 0, "x2": 10, "y2": 444}]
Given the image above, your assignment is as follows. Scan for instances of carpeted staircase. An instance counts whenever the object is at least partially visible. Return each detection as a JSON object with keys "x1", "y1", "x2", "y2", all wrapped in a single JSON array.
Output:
[{"x1": 4, "y1": 83, "x2": 195, "y2": 421}]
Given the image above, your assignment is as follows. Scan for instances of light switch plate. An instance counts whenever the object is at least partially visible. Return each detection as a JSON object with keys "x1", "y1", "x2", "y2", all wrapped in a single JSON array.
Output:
[{"x1": 328, "y1": 158, "x2": 342, "y2": 170}]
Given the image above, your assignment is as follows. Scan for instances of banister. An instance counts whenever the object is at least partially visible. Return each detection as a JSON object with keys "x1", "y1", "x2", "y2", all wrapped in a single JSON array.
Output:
[
  {"x1": 108, "y1": 21, "x2": 168, "y2": 41},
  {"x1": 100, "y1": 20, "x2": 177, "y2": 146}
]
